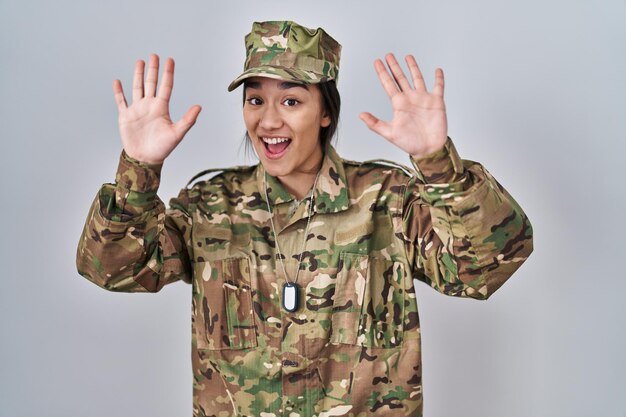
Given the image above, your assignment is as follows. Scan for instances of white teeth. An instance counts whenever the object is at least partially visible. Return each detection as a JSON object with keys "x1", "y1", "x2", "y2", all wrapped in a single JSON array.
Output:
[{"x1": 262, "y1": 137, "x2": 290, "y2": 145}]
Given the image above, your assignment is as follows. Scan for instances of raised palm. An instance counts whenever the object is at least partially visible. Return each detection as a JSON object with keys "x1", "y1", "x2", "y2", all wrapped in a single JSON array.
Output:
[
  {"x1": 113, "y1": 54, "x2": 201, "y2": 164},
  {"x1": 360, "y1": 54, "x2": 448, "y2": 158}
]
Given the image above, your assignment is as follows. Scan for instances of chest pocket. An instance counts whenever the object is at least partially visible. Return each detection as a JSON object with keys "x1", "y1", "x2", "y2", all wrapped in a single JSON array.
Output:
[
  {"x1": 192, "y1": 257, "x2": 257, "y2": 350},
  {"x1": 330, "y1": 253, "x2": 405, "y2": 349}
]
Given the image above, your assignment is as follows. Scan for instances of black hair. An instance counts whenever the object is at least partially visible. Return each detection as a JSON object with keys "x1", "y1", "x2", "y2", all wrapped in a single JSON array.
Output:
[{"x1": 317, "y1": 80, "x2": 341, "y2": 148}]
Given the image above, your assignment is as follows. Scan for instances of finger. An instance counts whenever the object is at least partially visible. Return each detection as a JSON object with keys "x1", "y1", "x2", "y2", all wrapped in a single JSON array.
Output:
[
  {"x1": 405, "y1": 55, "x2": 427, "y2": 91},
  {"x1": 374, "y1": 59, "x2": 400, "y2": 98},
  {"x1": 144, "y1": 54, "x2": 159, "y2": 97},
  {"x1": 173, "y1": 105, "x2": 202, "y2": 139},
  {"x1": 157, "y1": 57, "x2": 175, "y2": 102},
  {"x1": 432, "y1": 68, "x2": 445, "y2": 97},
  {"x1": 132, "y1": 59, "x2": 145, "y2": 103},
  {"x1": 359, "y1": 112, "x2": 392, "y2": 139},
  {"x1": 385, "y1": 53, "x2": 412, "y2": 91},
  {"x1": 112, "y1": 79, "x2": 128, "y2": 111}
]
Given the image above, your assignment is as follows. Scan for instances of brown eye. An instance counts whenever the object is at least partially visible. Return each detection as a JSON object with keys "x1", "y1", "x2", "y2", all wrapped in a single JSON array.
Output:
[
  {"x1": 246, "y1": 97, "x2": 263, "y2": 106},
  {"x1": 283, "y1": 98, "x2": 299, "y2": 107}
]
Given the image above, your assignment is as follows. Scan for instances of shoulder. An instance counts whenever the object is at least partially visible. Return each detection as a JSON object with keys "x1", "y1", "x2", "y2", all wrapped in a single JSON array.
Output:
[
  {"x1": 336, "y1": 156, "x2": 415, "y2": 206},
  {"x1": 185, "y1": 164, "x2": 258, "y2": 190},
  {"x1": 341, "y1": 156, "x2": 414, "y2": 182},
  {"x1": 171, "y1": 165, "x2": 259, "y2": 212}
]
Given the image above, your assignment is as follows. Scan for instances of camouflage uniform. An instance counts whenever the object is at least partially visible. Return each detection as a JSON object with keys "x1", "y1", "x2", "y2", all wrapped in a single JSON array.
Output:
[{"x1": 76, "y1": 137, "x2": 533, "y2": 416}]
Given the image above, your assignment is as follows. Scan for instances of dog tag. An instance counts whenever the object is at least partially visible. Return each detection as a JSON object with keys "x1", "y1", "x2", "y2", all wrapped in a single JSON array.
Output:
[{"x1": 282, "y1": 282, "x2": 300, "y2": 312}]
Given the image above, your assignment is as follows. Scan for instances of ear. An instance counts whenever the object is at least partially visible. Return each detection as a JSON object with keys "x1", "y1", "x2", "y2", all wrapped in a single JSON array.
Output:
[{"x1": 320, "y1": 112, "x2": 331, "y2": 128}]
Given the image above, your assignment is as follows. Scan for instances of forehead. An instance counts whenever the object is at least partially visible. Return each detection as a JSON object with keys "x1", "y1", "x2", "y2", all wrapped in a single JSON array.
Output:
[{"x1": 244, "y1": 77, "x2": 312, "y2": 92}]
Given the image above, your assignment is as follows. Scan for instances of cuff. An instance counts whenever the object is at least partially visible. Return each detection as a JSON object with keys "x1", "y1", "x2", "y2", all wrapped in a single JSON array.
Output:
[
  {"x1": 115, "y1": 150, "x2": 163, "y2": 193},
  {"x1": 410, "y1": 137, "x2": 465, "y2": 184}
]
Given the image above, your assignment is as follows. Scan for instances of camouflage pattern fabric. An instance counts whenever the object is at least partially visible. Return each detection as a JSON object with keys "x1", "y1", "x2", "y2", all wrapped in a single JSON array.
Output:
[
  {"x1": 228, "y1": 21, "x2": 341, "y2": 91},
  {"x1": 76, "y1": 137, "x2": 533, "y2": 416}
]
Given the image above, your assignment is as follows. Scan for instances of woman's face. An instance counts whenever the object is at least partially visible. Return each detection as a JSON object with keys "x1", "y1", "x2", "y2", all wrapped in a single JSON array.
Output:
[{"x1": 243, "y1": 77, "x2": 330, "y2": 180}]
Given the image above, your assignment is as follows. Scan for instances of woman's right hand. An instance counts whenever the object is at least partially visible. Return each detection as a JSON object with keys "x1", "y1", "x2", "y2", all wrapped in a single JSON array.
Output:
[{"x1": 113, "y1": 54, "x2": 202, "y2": 164}]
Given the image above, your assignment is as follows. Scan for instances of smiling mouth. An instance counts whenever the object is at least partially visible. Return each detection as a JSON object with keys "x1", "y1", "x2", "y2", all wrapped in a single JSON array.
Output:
[{"x1": 262, "y1": 137, "x2": 292, "y2": 155}]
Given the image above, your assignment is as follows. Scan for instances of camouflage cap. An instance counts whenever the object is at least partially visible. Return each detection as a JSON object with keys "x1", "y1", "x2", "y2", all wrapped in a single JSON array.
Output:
[{"x1": 227, "y1": 20, "x2": 341, "y2": 92}]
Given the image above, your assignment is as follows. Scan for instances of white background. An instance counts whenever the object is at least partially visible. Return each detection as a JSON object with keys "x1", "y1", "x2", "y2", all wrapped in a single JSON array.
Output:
[{"x1": 1, "y1": 0, "x2": 624, "y2": 416}]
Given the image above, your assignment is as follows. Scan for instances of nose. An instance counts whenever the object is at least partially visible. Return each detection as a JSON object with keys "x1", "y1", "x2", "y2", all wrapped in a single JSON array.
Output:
[{"x1": 258, "y1": 103, "x2": 283, "y2": 130}]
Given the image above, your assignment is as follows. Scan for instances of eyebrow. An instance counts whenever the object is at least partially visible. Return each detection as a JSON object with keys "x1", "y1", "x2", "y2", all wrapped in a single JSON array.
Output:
[{"x1": 244, "y1": 80, "x2": 309, "y2": 91}]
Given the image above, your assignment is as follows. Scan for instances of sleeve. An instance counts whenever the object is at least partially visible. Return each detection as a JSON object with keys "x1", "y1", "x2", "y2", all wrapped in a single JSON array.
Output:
[
  {"x1": 402, "y1": 137, "x2": 534, "y2": 299},
  {"x1": 75, "y1": 151, "x2": 193, "y2": 292}
]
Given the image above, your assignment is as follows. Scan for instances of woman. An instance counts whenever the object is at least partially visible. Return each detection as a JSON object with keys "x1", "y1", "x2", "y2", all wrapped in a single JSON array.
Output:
[{"x1": 77, "y1": 20, "x2": 533, "y2": 417}]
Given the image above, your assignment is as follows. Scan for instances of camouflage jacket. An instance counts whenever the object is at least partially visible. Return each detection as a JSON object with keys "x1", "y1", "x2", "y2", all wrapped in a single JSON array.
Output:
[{"x1": 76, "y1": 138, "x2": 533, "y2": 417}]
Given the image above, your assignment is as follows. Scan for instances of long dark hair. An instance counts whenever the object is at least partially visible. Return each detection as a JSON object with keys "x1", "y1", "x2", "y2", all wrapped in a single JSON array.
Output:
[{"x1": 317, "y1": 80, "x2": 341, "y2": 149}]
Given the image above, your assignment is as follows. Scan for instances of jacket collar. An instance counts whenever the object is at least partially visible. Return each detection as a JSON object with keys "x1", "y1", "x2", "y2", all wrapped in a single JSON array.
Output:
[{"x1": 257, "y1": 145, "x2": 350, "y2": 214}]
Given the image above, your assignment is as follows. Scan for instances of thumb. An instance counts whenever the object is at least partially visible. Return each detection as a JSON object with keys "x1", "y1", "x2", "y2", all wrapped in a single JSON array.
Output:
[
  {"x1": 174, "y1": 105, "x2": 202, "y2": 140},
  {"x1": 359, "y1": 112, "x2": 392, "y2": 140}
]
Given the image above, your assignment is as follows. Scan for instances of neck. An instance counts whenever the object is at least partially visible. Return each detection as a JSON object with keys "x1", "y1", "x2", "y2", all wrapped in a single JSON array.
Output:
[
  {"x1": 278, "y1": 170, "x2": 319, "y2": 200},
  {"x1": 277, "y1": 145, "x2": 324, "y2": 200}
]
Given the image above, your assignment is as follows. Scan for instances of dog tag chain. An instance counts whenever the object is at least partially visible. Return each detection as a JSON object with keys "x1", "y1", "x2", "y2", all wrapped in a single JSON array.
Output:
[{"x1": 264, "y1": 171, "x2": 319, "y2": 313}]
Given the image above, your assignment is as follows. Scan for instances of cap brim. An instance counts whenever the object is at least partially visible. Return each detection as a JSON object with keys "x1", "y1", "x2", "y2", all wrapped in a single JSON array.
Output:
[{"x1": 227, "y1": 66, "x2": 330, "y2": 92}]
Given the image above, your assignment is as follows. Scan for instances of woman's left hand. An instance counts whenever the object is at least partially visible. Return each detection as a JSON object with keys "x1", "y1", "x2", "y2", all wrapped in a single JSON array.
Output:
[{"x1": 360, "y1": 53, "x2": 448, "y2": 158}]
